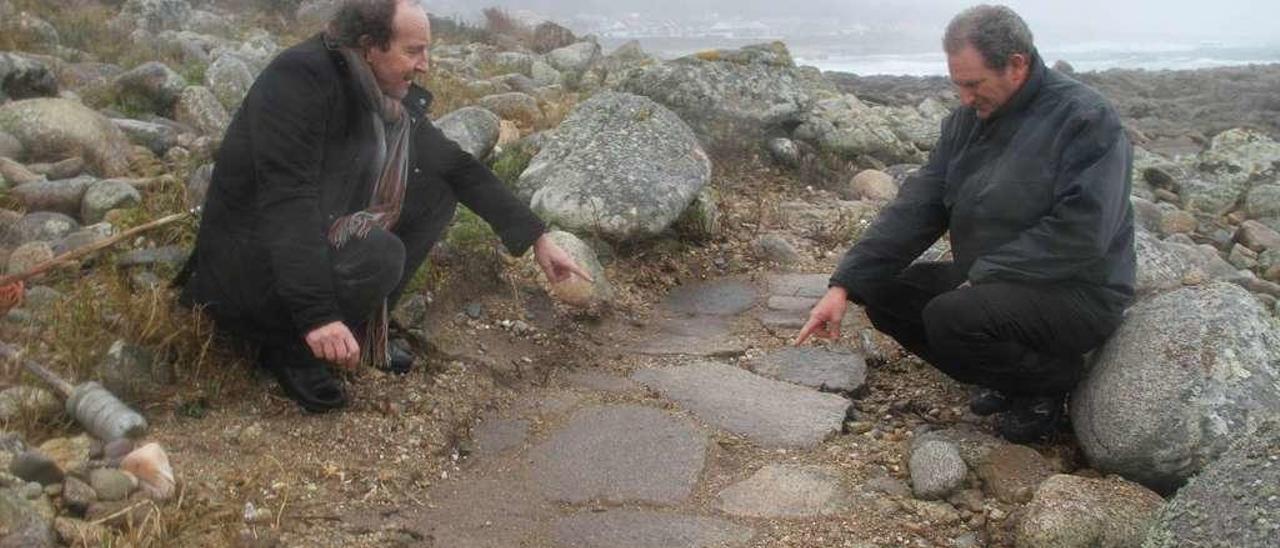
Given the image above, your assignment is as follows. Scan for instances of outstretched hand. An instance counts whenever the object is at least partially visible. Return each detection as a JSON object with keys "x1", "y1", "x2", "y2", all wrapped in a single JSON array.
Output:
[
  {"x1": 533, "y1": 233, "x2": 594, "y2": 284},
  {"x1": 794, "y1": 286, "x2": 850, "y2": 346}
]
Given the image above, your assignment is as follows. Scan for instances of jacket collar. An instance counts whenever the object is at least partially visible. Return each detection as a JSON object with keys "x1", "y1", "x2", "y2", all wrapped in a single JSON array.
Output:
[
  {"x1": 319, "y1": 32, "x2": 434, "y2": 123},
  {"x1": 984, "y1": 49, "x2": 1045, "y2": 122},
  {"x1": 402, "y1": 85, "x2": 433, "y2": 123}
]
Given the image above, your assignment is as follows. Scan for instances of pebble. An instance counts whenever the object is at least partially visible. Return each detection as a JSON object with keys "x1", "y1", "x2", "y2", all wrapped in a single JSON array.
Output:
[
  {"x1": 10, "y1": 449, "x2": 64, "y2": 485},
  {"x1": 61, "y1": 475, "x2": 97, "y2": 515},
  {"x1": 120, "y1": 442, "x2": 175, "y2": 501},
  {"x1": 89, "y1": 468, "x2": 135, "y2": 501}
]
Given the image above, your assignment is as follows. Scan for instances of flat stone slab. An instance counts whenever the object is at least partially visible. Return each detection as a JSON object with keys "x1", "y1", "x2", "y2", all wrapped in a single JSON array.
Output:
[
  {"x1": 408, "y1": 475, "x2": 553, "y2": 547},
  {"x1": 766, "y1": 295, "x2": 817, "y2": 312},
  {"x1": 716, "y1": 465, "x2": 851, "y2": 518},
  {"x1": 632, "y1": 361, "x2": 851, "y2": 448},
  {"x1": 566, "y1": 370, "x2": 639, "y2": 393},
  {"x1": 662, "y1": 279, "x2": 756, "y2": 315},
  {"x1": 757, "y1": 311, "x2": 808, "y2": 330},
  {"x1": 471, "y1": 417, "x2": 529, "y2": 455},
  {"x1": 529, "y1": 405, "x2": 706, "y2": 504},
  {"x1": 748, "y1": 347, "x2": 867, "y2": 394},
  {"x1": 630, "y1": 316, "x2": 747, "y2": 357},
  {"x1": 767, "y1": 273, "x2": 829, "y2": 298},
  {"x1": 552, "y1": 510, "x2": 754, "y2": 548}
]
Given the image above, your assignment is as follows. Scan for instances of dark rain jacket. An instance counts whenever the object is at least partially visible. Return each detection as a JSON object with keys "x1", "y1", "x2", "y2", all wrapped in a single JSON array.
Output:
[
  {"x1": 182, "y1": 34, "x2": 544, "y2": 336},
  {"x1": 831, "y1": 53, "x2": 1135, "y2": 312}
]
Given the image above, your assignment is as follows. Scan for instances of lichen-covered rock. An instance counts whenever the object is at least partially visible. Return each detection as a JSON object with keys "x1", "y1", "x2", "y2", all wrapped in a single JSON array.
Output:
[
  {"x1": 0, "y1": 485, "x2": 55, "y2": 547},
  {"x1": 909, "y1": 439, "x2": 968, "y2": 500},
  {"x1": 0, "y1": 99, "x2": 132, "y2": 177},
  {"x1": 81, "y1": 179, "x2": 142, "y2": 224},
  {"x1": 0, "y1": 52, "x2": 57, "y2": 101},
  {"x1": 614, "y1": 43, "x2": 822, "y2": 145},
  {"x1": 1143, "y1": 421, "x2": 1280, "y2": 547},
  {"x1": 518, "y1": 92, "x2": 710, "y2": 240},
  {"x1": 113, "y1": 62, "x2": 187, "y2": 116},
  {"x1": 5, "y1": 212, "x2": 78, "y2": 247},
  {"x1": 1183, "y1": 128, "x2": 1280, "y2": 215},
  {"x1": 205, "y1": 53, "x2": 253, "y2": 111},
  {"x1": 1246, "y1": 183, "x2": 1280, "y2": 220},
  {"x1": 112, "y1": 118, "x2": 179, "y2": 156},
  {"x1": 794, "y1": 94, "x2": 924, "y2": 164},
  {"x1": 5, "y1": 241, "x2": 54, "y2": 277},
  {"x1": 174, "y1": 85, "x2": 228, "y2": 137},
  {"x1": 1072, "y1": 282, "x2": 1280, "y2": 492},
  {"x1": 478, "y1": 92, "x2": 542, "y2": 127},
  {"x1": 117, "y1": 0, "x2": 193, "y2": 33},
  {"x1": 10, "y1": 176, "x2": 94, "y2": 217},
  {"x1": 546, "y1": 41, "x2": 601, "y2": 76},
  {"x1": 1016, "y1": 474, "x2": 1164, "y2": 548},
  {"x1": 434, "y1": 106, "x2": 500, "y2": 160}
]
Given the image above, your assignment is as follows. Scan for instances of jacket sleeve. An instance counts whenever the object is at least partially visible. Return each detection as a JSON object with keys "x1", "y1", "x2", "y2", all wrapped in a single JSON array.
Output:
[
  {"x1": 423, "y1": 121, "x2": 546, "y2": 256},
  {"x1": 248, "y1": 56, "x2": 343, "y2": 332},
  {"x1": 967, "y1": 104, "x2": 1132, "y2": 285},
  {"x1": 830, "y1": 117, "x2": 952, "y2": 302}
]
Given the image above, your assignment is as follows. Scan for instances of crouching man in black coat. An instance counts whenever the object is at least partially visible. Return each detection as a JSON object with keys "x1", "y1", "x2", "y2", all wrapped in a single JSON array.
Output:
[
  {"x1": 796, "y1": 5, "x2": 1136, "y2": 442},
  {"x1": 179, "y1": 0, "x2": 589, "y2": 412}
]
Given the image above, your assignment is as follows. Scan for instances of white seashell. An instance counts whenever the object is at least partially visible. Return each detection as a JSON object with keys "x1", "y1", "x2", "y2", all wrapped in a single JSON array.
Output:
[{"x1": 120, "y1": 442, "x2": 176, "y2": 501}]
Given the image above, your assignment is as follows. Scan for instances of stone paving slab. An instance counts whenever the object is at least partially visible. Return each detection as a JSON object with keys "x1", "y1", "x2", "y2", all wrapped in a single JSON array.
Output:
[
  {"x1": 409, "y1": 476, "x2": 553, "y2": 547},
  {"x1": 747, "y1": 347, "x2": 867, "y2": 394},
  {"x1": 765, "y1": 295, "x2": 817, "y2": 312},
  {"x1": 529, "y1": 405, "x2": 707, "y2": 504},
  {"x1": 552, "y1": 509, "x2": 755, "y2": 548},
  {"x1": 630, "y1": 316, "x2": 747, "y2": 357},
  {"x1": 662, "y1": 279, "x2": 757, "y2": 315},
  {"x1": 766, "y1": 273, "x2": 830, "y2": 299},
  {"x1": 471, "y1": 417, "x2": 529, "y2": 455},
  {"x1": 566, "y1": 370, "x2": 639, "y2": 393},
  {"x1": 716, "y1": 464, "x2": 851, "y2": 518},
  {"x1": 632, "y1": 361, "x2": 851, "y2": 448}
]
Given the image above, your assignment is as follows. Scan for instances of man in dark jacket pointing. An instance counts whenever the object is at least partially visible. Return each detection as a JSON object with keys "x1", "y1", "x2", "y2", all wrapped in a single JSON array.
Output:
[
  {"x1": 796, "y1": 5, "x2": 1135, "y2": 442},
  {"x1": 180, "y1": 0, "x2": 589, "y2": 412}
]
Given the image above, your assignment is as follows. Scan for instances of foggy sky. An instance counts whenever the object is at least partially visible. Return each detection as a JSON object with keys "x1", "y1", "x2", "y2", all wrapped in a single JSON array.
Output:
[{"x1": 452, "y1": 0, "x2": 1279, "y2": 46}]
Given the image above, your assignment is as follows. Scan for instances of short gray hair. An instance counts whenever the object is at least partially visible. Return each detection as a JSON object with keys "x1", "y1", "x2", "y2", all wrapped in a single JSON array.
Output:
[
  {"x1": 943, "y1": 5, "x2": 1034, "y2": 71},
  {"x1": 326, "y1": 0, "x2": 400, "y2": 50}
]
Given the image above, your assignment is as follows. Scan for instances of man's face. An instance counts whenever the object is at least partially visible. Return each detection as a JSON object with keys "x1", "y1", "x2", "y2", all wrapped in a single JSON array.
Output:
[
  {"x1": 365, "y1": 1, "x2": 431, "y2": 99},
  {"x1": 947, "y1": 44, "x2": 1029, "y2": 119}
]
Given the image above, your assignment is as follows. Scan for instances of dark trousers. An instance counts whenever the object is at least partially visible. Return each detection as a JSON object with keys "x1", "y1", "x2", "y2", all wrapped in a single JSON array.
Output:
[
  {"x1": 203, "y1": 190, "x2": 458, "y2": 349},
  {"x1": 853, "y1": 262, "x2": 1124, "y2": 397}
]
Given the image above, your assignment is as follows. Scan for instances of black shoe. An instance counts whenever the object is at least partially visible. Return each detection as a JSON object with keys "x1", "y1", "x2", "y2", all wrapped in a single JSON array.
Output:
[
  {"x1": 969, "y1": 387, "x2": 1013, "y2": 416},
  {"x1": 996, "y1": 395, "x2": 1064, "y2": 443},
  {"x1": 259, "y1": 344, "x2": 347, "y2": 413},
  {"x1": 382, "y1": 340, "x2": 415, "y2": 375}
]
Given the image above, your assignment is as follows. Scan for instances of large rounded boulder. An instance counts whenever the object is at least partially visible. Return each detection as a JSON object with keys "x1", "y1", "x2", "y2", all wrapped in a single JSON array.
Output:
[
  {"x1": 1071, "y1": 282, "x2": 1280, "y2": 493},
  {"x1": 613, "y1": 43, "x2": 822, "y2": 145},
  {"x1": 517, "y1": 92, "x2": 710, "y2": 240},
  {"x1": 434, "y1": 106, "x2": 500, "y2": 160},
  {"x1": 0, "y1": 98, "x2": 132, "y2": 177},
  {"x1": 1143, "y1": 420, "x2": 1280, "y2": 547}
]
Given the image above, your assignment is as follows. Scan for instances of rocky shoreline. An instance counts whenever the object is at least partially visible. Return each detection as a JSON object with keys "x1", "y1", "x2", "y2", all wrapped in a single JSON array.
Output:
[{"x1": 829, "y1": 62, "x2": 1280, "y2": 157}]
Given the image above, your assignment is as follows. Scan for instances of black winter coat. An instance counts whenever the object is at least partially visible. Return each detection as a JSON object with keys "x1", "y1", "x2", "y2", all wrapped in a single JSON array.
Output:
[
  {"x1": 183, "y1": 35, "x2": 544, "y2": 335},
  {"x1": 832, "y1": 54, "x2": 1135, "y2": 312}
]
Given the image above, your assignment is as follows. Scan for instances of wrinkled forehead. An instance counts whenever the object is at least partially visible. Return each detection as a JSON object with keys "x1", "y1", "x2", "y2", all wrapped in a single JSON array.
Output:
[{"x1": 392, "y1": 0, "x2": 431, "y2": 42}]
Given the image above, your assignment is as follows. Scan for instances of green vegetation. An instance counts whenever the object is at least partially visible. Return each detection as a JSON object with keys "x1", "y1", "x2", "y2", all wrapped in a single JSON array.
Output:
[{"x1": 490, "y1": 141, "x2": 535, "y2": 189}]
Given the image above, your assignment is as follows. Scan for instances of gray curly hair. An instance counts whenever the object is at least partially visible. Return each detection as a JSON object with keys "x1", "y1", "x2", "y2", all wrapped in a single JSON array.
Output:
[{"x1": 943, "y1": 5, "x2": 1035, "y2": 71}]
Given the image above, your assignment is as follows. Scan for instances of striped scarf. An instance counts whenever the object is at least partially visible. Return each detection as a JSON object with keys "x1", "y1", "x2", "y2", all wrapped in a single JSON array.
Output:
[{"x1": 328, "y1": 45, "x2": 412, "y2": 369}]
